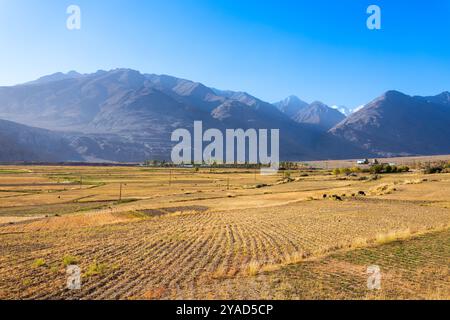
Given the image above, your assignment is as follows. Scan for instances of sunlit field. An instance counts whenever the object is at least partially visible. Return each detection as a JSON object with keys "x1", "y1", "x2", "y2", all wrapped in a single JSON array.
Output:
[{"x1": 0, "y1": 162, "x2": 449, "y2": 300}]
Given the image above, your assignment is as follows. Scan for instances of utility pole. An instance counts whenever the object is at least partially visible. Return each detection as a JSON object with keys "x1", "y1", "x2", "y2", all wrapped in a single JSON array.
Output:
[
  {"x1": 119, "y1": 183, "x2": 122, "y2": 202},
  {"x1": 80, "y1": 175, "x2": 83, "y2": 189}
]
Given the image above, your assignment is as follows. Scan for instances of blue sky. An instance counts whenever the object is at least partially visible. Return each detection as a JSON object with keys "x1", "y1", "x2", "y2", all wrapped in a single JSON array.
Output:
[{"x1": 0, "y1": 0, "x2": 449, "y2": 107}]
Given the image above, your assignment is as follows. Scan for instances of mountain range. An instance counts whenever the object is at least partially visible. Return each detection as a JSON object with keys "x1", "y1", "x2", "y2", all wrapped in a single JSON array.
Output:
[
  {"x1": 274, "y1": 99, "x2": 346, "y2": 131},
  {"x1": 0, "y1": 69, "x2": 449, "y2": 162},
  {"x1": 331, "y1": 90, "x2": 450, "y2": 157},
  {"x1": 0, "y1": 118, "x2": 82, "y2": 162}
]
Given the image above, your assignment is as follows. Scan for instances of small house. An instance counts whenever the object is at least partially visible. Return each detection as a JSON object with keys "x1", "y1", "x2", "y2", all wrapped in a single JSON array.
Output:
[{"x1": 357, "y1": 159, "x2": 369, "y2": 165}]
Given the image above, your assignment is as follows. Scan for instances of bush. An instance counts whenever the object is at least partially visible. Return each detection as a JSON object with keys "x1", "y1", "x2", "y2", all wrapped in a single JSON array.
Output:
[
  {"x1": 85, "y1": 261, "x2": 108, "y2": 277},
  {"x1": 423, "y1": 166, "x2": 443, "y2": 174},
  {"x1": 350, "y1": 167, "x2": 361, "y2": 173},
  {"x1": 370, "y1": 164, "x2": 384, "y2": 174},
  {"x1": 299, "y1": 173, "x2": 309, "y2": 177},
  {"x1": 369, "y1": 164, "x2": 409, "y2": 174},
  {"x1": 422, "y1": 161, "x2": 450, "y2": 174},
  {"x1": 33, "y1": 258, "x2": 46, "y2": 268},
  {"x1": 63, "y1": 255, "x2": 79, "y2": 267}
]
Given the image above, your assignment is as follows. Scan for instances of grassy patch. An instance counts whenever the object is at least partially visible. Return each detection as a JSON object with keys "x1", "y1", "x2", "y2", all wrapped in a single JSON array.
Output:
[
  {"x1": 245, "y1": 261, "x2": 261, "y2": 276},
  {"x1": 375, "y1": 229, "x2": 412, "y2": 245},
  {"x1": 62, "y1": 255, "x2": 79, "y2": 267},
  {"x1": 84, "y1": 261, "x2": 109, "y2": 277},
  {"x1": 0, "y1": 169, "x2": 32, "y2": 174},
  {"x1": 0, "y1": 201, "x2": 115, "y2": 217},
  {"x1": 32, "y1": 258, "x2": 46, "y2": 268}
]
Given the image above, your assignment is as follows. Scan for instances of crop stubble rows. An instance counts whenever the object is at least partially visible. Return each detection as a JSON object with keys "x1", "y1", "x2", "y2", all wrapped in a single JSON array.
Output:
[{"x1": 0, "y1": 197, "x2": 449, "y2": 299}]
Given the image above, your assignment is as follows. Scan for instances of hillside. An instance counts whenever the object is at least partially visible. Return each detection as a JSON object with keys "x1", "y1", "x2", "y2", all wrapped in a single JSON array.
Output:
[{"x1": 330, "y1": 91, "x2": 450, "y2": 156}]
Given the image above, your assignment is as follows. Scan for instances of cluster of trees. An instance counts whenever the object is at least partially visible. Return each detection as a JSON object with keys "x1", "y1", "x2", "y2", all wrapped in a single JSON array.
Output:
[
  {"x1": 369, "y1": 164, "x2": 410, "y2": 174},
  {"x1": 279, "y1": 162, "x2": 308, "y2": 170},
  {"x1": 333, "y1": 167, "x2": 363, "y2": 176},
  {"x1": 422, "y1": 161, "x2": 450, "y2": 174},
  {"x1": 333, "y1": 164, "x2": 410, "y2": 176},
  {"x1": 144, "y1": 160, "x2": 175, "y2": 167},
  {"x1": 144, "y1": 159, "x2": 266, "y2": 169}
]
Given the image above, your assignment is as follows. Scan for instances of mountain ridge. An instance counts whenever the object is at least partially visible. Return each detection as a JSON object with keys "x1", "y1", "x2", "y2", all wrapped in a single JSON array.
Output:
[
  {"x1": 330, "y1": 90, "x2": 450, "y2": 156},
  {"x1": 0, "y1": 69, "x2": 448, "y2": 161}
]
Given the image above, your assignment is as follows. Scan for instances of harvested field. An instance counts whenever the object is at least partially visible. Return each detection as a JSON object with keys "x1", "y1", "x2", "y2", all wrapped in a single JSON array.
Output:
[
  {"x1": 0, "y1": 164, "x2": 449, "y2": 300},
  {"x1": 186, "y1": 230, "x2": 450, "y2": 300}
]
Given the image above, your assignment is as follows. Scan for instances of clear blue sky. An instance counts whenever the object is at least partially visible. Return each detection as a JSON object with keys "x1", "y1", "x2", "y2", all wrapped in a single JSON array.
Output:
[{"x1": 0, "y1": 0, "x2": 449, "y2": 107}]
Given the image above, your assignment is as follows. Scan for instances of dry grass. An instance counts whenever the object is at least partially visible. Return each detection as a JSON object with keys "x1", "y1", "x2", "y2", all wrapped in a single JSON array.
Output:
[
  {"x1": 370, "y1": 183, "x2": 397, "y2": 196},
  {"x1": 375, "y1": 229, "x2": 412, "y2": 244},
  {"x1": 0, "y1": 163, "x2": 449, "y2": 300},
  {"x1": 176, "y1": 230, "x2": 450, "y2": 300},
  {"x1": 245, "y1": 261, "x2": 261, "y2": 276}
]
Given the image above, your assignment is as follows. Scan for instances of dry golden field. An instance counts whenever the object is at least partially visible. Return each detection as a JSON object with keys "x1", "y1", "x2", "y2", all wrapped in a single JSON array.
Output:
[{"x1": 0, "y1": 163, "x2": 449, "y2": 300}]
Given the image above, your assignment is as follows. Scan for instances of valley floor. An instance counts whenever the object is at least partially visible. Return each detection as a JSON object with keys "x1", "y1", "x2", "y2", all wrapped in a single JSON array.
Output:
[{"x1": 0, "y1": 165, "x2": 449, "y2": 300}]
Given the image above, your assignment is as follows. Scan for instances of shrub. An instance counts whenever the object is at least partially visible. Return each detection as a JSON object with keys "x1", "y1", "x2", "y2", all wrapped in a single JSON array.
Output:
[
  {"x1": 299, "y1": 173, "x2": 309, "y2": 177},
  {"x1": 63, "y1": 255, "x2": 79, "y2": 267},
  {"x1": 369, "y1": 164, "x2": 409, "y2": 174},
  {"x1": 350, "y1": 167, "x2": 361, "y2": 173},
  {"x1": 85, "y1": 261, "x2": 109, "y2": 277},
  {"x1": 370, "y1": 164, "x2": 384, "y2": 174},
  {"x1": 33, "y1": 258, "x2": 46, "y2": 268},
  {"x1": 334, "y1": 167, "x2": 365, "y2": 176},
  {"x1": 422, "y1": 161, "x2": 450, "y2": 174},
  {"x1": 423, "y1": 166, "x2": 443, "y2": 174},
  {"x1": 245, "y1": 261, "x2": 260, "y2": 276}
]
